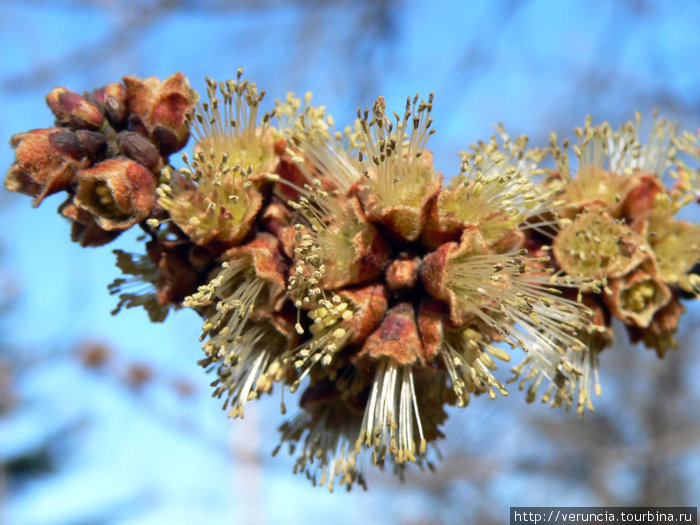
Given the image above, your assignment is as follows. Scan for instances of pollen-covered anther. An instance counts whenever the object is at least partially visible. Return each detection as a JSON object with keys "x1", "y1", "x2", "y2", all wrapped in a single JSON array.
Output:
[
  {"x1": 123, "y1": 72, "x2": 195, "y2": 155},
  {"x1": 604, "y1": 264, "x2": 672, "y2": 328},
  {"x1": 73, "y1": 157, "x2": 157, "y2": 231}
]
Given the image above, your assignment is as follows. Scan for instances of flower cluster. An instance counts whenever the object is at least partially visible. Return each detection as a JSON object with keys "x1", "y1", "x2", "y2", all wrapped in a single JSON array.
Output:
[{"x1": 6, "y1": 72, "x2": 700, "y2": 491}]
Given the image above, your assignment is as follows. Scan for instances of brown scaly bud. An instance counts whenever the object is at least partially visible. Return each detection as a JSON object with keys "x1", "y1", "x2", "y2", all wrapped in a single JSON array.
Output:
[
  {"x1": 92, "y1": 82, "x2": 128, "y2": 129},
  {"x1": 74, "y1": 157, "x2": 156, "y2": 231},
  {"x1": 58, "y1": 198, "x2": 121, "y2": 247},
  {"x1": 385, "y1": 254, "x2": 421, "y2": 293},
  {"x1": 627, "y1": 295, "x2": 685, "y2": 357},
  {"x1": 46, "y1": 87, "x2": 105, "y2": 130},
  {"x1": 6, "y1": 128, "x2": 92, "y2": 205},
  {"x1": 123, "y1": 72, "x2": 195, "y2": 156},
  {"x1": 356, "y1": 303, "x2": 425, "y2": 367},
  {"x1": 603, "y1": 262, "x2": 672, "y2": 328},
  {"x1": 117, "y1": 131, "x2": 163, "y2": 173}
]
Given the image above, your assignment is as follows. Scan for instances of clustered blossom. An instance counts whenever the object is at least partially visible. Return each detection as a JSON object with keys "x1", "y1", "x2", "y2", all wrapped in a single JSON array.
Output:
[{"x1": 6, "y1": 72, "x2": 700, "y2": 491}]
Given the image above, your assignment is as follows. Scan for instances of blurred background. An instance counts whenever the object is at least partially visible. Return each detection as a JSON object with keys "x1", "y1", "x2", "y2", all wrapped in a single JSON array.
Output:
[{"x1": 0, "y1": 1, "x2": 699, "y2": 524}]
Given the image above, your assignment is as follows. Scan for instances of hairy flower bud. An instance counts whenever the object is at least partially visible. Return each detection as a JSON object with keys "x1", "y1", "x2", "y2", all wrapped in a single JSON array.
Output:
[
  {"x1": 74, "y1": 157, "x2": 156, "y2": 231},
  {"x1": 46, "y1": 87, "x2": 105, "y2": 130},
  {"x1": 92, "y1": 82, "x2": 128, "y2": 129},
  {"x1": 5, "y1": 128, "x2": 91, "y2": 205},
  {"x1": 123, "y1": 72, "x2": 195, "y2": 155}
]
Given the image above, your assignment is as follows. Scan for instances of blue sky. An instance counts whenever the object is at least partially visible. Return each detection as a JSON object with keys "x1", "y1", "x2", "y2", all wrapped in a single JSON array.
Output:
[{"x1": 1, "y1": 1, "x2": 699, "y2": 524}]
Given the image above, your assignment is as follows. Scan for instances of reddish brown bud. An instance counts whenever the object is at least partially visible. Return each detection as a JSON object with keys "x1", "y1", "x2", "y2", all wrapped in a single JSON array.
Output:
[
  {"x1": 6, "y1": 128, "x2": 90, "y2": 205},
  {"x1": 123, "y1": 72, "x2": 195, "y2": 155},
  {"x1": 46, "y1": 87, "x2": 105, "y2": 130},
  {"x1": 92, "y1": 82, "x2": 128, "y2": 129},
  {"x1": 75, "y1": 130, "x2": 107, "y2": 162},
  {"x1": 118, "y1": 131, "x2": 162, "y2": 172},
  {"x1": 74, "y1": 157, "x2": 156, "y2": 231}
]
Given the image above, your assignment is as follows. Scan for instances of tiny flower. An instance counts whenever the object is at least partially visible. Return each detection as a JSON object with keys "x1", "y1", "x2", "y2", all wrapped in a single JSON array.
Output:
[
  {"x1": 417, "y1": 299, "x2": 509, "y2": 408},
  {"x1": 356, "y1": 95, "x2": 442, "y2": 241},
  {"x1": 552, "y1": 210, "x2": 649, "y2": 285},
  {"x1": 288, "y1": 188, "x2": 389, "y2": 292},
  {"x1": 158, "y1": 72, "x2": 277, "y2": 248},
  {"x1": 91, "y1": 82, "x2": 128, "y2": 129},
  {"x1": 384, "y1": 254, "x2": 421, "y2": 293},
  {"x1": 185, "y1": 233, "x2": 287, "y2": 364},
  {"x1": 46, "y1": 87, "x2": 105, "y2": 130},
  {"x1": 289, "y1": 283, "x2": 389, "y2": 392},
  {"x1": 603, "y1": 262, "x2": 672, "y2": 328},
  {"x1": 74, "y1": 157, "x2": 157, "y2": 231},
  {"x1": 422, "y1": 228, "x2": 591, "y2": 390},
  {"x1": 276, "y1": 377, "x2": 366, "y2": 491},
  {"x1": 123, "y1": 72, "x2": 195, "y2": 155},
  {"x1": 423, "y1": 128, "x2": 549, "y2": 250},
  {"x1": 644, "y1": 210, "x2": 700, "y2": 295}
]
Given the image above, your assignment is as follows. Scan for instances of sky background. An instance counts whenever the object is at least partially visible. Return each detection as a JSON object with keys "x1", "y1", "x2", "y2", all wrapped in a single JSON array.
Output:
[{"x1": 0, "y1": 1, "x2": 699, "y2": 524}]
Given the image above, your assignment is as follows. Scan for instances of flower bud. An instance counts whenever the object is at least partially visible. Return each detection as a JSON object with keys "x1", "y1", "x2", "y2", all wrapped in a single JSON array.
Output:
[
  {"x1": 5, "y1": 128, "x2": 90, "y2": 205},
  {"x1": 123, "y1": 72, "x2": 195, "y2": 155},
  {"x1": 357, "y1": 303, "x2": 425, "y2": 367},
  {"x1": 92, "y1": 82, "x2": 128, "y2": 129},
  {"x1": 74, "y1": 157, "x2": 156, "y2": 231},
  {"x1": 118, "y1": 131, "x2": 163, "y2": 172},
  {"x1": 46, "y1": 87, "x2": 105, "y2": 130}
]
